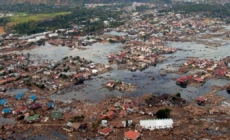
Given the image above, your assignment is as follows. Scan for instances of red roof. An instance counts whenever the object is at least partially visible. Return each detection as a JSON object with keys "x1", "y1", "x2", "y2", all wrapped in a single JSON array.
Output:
[
  {"x1": 13, "y1": 106, "x2": 27, "y2": 114},
  {"x1": 0, "y1": 77, "x2": 16, "y2": 85},
  {"x1": 193, "y1": 78, "x2": 203, "y2": 83},
  {"x1": 17, "y1": 55, "x2": 24, "y2": 60},
  {"x1": 176, "y1": 75, "x2": 192, "y2": 83},
  {"x1": 108, "y1": 54, "x2": 115, "y2": 60},
  {"x1": 54, "y1": 74, "x2": 59, "y2": 79},
  {"x1": 124, "y1": 130, "x2": 140, "y2": 140},
  {"x1": 119, "y1": 52, "x2": 126, "y2": 57},
  {"x1": 74, "y1": 36, "x2": 80, "y2": 39},
  {"x1": 73, "y1": 73, "x2": 84, "y2": 78},
  {"x1": 215, "y1": 69, "x2": 226, "y2": 76},
  {"x1": 98, "y1": 127, "x2": 113, "y2": 136},
  {"x1": 106, "y1": 82, "x2": 115, "y2": 87},
  {"x1": 101, "y1": 111, "x2": 115, "y2": 119},
  {"x1": 197, "y1": 96, "x2": 206, "y2": 102},
  {"x1": 119, "y1": 110, "x2": 127, "y2": 116}
]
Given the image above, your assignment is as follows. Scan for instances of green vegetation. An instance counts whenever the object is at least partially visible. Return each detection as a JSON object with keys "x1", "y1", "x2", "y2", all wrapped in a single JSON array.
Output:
[
  {"x1": 156, "y1": 108, "x2": 171, "y2": 119},
  {"x1": 34, "y1": 83, "x2": 45, "y2": 89},
  {"x1": 10, "y1": 7, "x2": 124, "y2": 35},
  {"x1": 71, "y1": 115, "x2": 85, "y2": 122},
  {"x1": 25, "y1": 114, "x2": 39, "y2": 121},
  {"x1": 0, "y1": 0, "x2": 170, "y2": 7},
  {"x1": 51, "y1": 111, "x2": 62, "y2": 119},
  {"x1": 175, "y1": 93, "x2": 181, "y2": 97},
  {"x1": 91, "y1": 120, "x2": 101, "y2": 129},
  {"x1": 0, "y1": 4, "x2": 69, "y2": 14},
  {"x1": 0, "y1": 17, "x2": 10, "y2": 26},
  {"x1": 9, "y1": 12, "x2": 69, "y2": 25}
]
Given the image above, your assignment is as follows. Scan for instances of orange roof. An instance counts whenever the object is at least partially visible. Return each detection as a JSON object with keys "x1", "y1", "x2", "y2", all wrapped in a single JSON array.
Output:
[
  {"x1": 98, "y1": 127, "x2": 113, "y2": 135},
  {"x1": 105, "y1": 111, "x2": 115, "y2": 116},
  {"x1": 124, "y1": 130, "x2": 140, "y2": 140},
  {"x1": 101, "y1": 111, "x2": 115, "y2": 119},
  {"x1": 14, "y1": 106, "x2": 27, "y2": 113},
  {"x1": 119, "y1": 110, "x2": 127, "y2": 116},
  {"x1": 74, "y1": 36, "x2": 81, "y2": 39}
]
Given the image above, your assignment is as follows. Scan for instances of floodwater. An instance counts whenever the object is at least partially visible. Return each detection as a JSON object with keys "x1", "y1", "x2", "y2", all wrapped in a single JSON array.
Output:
[
  {"x1": 14, "y1": 131, "x2": 66, "y2": 140},
  {"x1": 7, "y1": 40, "x2": 230, "y2": 102},
  {"x1": 0, "y1": 117, "x2": 15, "y2": 125},
  {"x1": 105, "y1": 31, "x2": 138, "y2": 37},
  {"x1": 105, "y1": 31, "x2": 127, "y2": 36},
  {"x1": 18, "y1": 42, "x2": 122, "y2": 64},
  {"x1": 6, "y1": 88, "x2": 29, "y2": 95},
  {"x1": 50, "y1": 131, "x2": 68, "y2": 140},
  {"x1": 50, "y1": 41, "x2": 230, "y2": 102},
  {"x1": 67, "y1": 42, "x2": 122, "y2": 64},
  {"x1": 26, "y1": 135, "x2": 58, "y2": 140}
]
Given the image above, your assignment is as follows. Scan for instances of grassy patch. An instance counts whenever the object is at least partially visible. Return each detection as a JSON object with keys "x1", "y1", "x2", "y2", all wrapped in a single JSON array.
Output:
[{"x1": 8, "y1": 12, "x2": 69, "y2": 26}]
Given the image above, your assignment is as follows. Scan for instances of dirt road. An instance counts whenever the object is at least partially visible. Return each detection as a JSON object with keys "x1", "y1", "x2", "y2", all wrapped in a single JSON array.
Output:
[{"x1": 0, "y1": 26, "x2": 4, "y2": 34}]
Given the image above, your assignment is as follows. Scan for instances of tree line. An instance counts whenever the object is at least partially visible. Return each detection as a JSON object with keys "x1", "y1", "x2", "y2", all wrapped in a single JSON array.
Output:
[
  {"x1": 0, "y1": 3, "x2": 69, "y2": 14},
  {"x1": 9, "y1": 7, "x2": 124, "y2": 35}
]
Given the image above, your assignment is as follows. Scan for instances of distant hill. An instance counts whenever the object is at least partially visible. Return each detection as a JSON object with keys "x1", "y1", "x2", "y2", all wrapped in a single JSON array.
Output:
[
  {"x1": 0, "y1": 0, "x2": 158, "y2": 6},
  {"x1": 2, "y1": 0, "x2": 228, "y2": 6}
]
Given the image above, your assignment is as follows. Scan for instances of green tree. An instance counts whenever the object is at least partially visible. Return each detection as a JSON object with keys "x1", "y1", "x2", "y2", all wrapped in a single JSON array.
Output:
[{"x1": 156, "y1": 108, "x2": 171, "y2": 119}]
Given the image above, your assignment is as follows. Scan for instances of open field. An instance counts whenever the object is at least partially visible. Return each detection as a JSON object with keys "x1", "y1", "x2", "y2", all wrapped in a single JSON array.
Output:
[
  {"x1": 0, "y1": 12, "x2": 69, "y2": 34},
  {"x1": 7, "y1": 12, "x2": 69, "y2": 26},
  {"x1": 8, "y1": 12, "x2": 69, "y2": 25}
]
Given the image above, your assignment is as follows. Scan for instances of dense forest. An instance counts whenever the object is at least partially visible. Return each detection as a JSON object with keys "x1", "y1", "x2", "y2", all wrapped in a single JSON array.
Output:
[
  {"x1": 0, "y1": 18, "x2": 10, "y2": 26},
  {"x1": 0, "y1": 4, "x2": 69, "y2": 14}
]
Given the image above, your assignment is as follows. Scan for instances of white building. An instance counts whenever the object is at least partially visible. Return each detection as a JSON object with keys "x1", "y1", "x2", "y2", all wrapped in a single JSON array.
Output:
[
  {"x1": 28, "y1": 38, "x2": 39, "y2": 43},
  {"x1": 36, "y1": 35, "x2": 46, "y2": 40},
  {"x1": 103, "y1": 21, "x2": 110, "y2": 26},
  {"x1": 49, "y1": 33, "x2": 58, "y2": 38},
  {"x1": 140, "y1": 119, "x2": 173, "y2": 130}
]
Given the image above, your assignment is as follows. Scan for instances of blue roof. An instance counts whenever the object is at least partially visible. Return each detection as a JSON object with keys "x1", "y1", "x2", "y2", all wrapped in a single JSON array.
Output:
[
  {"x1": 30, "y1": 95, "x2": 37, "y2": 101},
  {"x1": 2, "y1": 108, "x2": 11, "y2": 113},
  {"x1": 48, "y1": 102, "x2": 54, "y2": 107},
  {"x1": 15, "y1": 93, "x2": 24, "y2": 100},
  {"x1": 0, "y1": 99, "x2": 7, "y2": 105}
]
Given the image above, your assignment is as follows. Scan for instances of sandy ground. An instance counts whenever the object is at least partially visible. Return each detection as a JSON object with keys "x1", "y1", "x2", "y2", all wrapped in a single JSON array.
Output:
[
  {"x1": 203, "y1": 18, "x2": 212, "y2": 23},
  {"x1": 0, "y1": 22, "x2": 18, "y2": 34},
  {"x1": 0, "y1": 26, "x2": 4, "y2": 34}
]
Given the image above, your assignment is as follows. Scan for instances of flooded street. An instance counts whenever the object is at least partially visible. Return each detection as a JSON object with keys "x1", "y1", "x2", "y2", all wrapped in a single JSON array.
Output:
[
  {"x1": 4, "y1": 40, "x2": 230, "y2": 102},
  {"x1": 13, "y1": 42, "x2": 122, "y2": 64},
  {"x1": 8, "y1": 40, "x2": 230, "y2": 102},
  {"x1": 0, "y1": 117, "x2": 15, "y2": 125},
  {"x1": 48, "y1": 41, "x2": 230, "y2": 102},
  {"x1": 6, "y1": 88, "x2": 29, "y2": 95}
]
